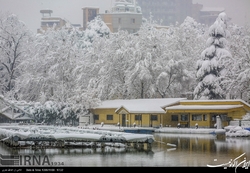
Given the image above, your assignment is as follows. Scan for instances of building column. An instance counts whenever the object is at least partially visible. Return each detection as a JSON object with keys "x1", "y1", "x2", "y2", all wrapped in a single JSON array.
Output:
[{"x1": 216, "y1": 115, "x2": 222, "y2": 129}]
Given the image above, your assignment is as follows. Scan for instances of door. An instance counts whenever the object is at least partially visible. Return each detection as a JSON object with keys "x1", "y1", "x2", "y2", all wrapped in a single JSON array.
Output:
[{"x1": 122, "y1": 114, "x2": 126, "y2": 127}]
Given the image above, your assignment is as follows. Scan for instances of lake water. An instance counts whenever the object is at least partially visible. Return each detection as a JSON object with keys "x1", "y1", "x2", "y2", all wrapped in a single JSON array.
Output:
[{"x1": 1, "y1": 133, "x2": 250, "y2": 167}]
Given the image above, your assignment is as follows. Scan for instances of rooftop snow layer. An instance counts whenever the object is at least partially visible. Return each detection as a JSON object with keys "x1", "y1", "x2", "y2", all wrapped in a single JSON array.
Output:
[
  {"x1": 94, "y1": 98, "x2": 186, "y2": 113},
  {"x1": 164, "y1": 105, "x2": 243, "y2": 110}
]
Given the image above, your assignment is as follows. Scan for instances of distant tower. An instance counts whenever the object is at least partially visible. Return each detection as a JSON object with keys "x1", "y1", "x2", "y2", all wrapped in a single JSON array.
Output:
[
  {"x1": 99, "y1": 0, "x2": 142, "y2": 33},
  {"x1": 82, "y1": 7, "x2": 100, "y2": 30},
  {"x1": 40, "y1": 9, "x2": 53, "y2": 17},
  {"x1": 38, "y1": 9, "x2": 67, "y2": 33}
]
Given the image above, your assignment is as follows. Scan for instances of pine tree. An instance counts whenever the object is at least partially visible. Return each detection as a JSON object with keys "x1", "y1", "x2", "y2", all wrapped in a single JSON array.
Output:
[{"x1": 193, "y1": 12, "x2": 232, "y2": 100}]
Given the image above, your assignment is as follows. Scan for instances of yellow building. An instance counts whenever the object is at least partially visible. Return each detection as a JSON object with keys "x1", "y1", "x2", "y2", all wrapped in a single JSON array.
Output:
[
  {"x1": 90, "y1": 98, "x2": 184, "y2": 127},
  {"x1": 163, "y1": 99, "x2": 250, "y2": 128},
  {"x1": 87, "y1": 98, "x2": 250, "y2": 129}
]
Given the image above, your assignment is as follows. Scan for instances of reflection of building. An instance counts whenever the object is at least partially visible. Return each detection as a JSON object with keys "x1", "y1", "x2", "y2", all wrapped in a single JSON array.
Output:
[
  {"x1": 85, "y1": 98, "x2": 250, "y2": 128},
  {"x1": 157, "y1": 134, "x2": 215, "y2": 152},
  {"x1": 82, "y1": 7, "x2": 99, "y2": 30},
  {"x1": 82, "y1": 0, "x2": 142, "y2": 33}
]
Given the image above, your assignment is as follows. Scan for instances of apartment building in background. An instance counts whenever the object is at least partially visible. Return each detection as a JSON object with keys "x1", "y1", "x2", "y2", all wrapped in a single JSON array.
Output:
[
  {"x1": 137, "y1": 0, "x2": 192, "y2": 25},
  {"x1": 37, "y1": 9, "x2": 82, "y2": 33},
  {"x1": 37, "y1": 9, "x2": 68, "y2": 33},
  {"x1": 136, "y1": 0, "x2": 224, "y2": 26},
  {"x1": 83, "y1": 0, "x2": 142, "y2": 34},
  {"x1": 199, "y1": 6, "x2": 225, "y2": 26}
]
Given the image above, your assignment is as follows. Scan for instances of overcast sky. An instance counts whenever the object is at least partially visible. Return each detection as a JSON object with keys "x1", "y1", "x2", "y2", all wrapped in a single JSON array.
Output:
[{"x1": 0, "y1": 0, "x2": 249, "y2": 33}]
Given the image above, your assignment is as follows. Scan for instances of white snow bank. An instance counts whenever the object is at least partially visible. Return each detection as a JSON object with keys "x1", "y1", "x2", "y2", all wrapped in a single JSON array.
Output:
[
  {"x1": 0, "y1": 125, "x2": 155, "y2": 144},
  {"x1": 224, "y1": 125, "x2": 250, "y2": 137},
  {"x1": 154, "y1": 127, "x2": 225, "y2": 135}
]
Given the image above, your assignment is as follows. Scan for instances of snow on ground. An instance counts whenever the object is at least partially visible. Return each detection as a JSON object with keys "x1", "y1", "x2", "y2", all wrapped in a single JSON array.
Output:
[
  {"x1": 0, "y1": 124, "x2": 155, "y2": 147},
  {"x1": 224, "y1": 125, "x2": 250, "y2": 137}
]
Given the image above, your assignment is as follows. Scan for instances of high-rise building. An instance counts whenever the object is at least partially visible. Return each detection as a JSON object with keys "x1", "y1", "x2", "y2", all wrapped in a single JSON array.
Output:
[
  {"x1": 136, "y1": 0, "x2": 193, "y2": 25},
  {"x1": 136, "y1": 0, "x2": 225, "y2": 26}
]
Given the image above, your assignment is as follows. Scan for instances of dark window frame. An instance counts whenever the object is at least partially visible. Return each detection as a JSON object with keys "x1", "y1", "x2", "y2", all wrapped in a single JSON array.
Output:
[
  {"x1": 150, "y1": 115, "x2": 158, "y2": 121},
  {"x1": 180, "y1": 114, "x2": 188, "y2": 121},
  {"x1": 106, "y1": 114, "x2": 113, "y2": 120},
  {"x1": 135, "y1": 114, "x2": 142, "y2": 121},
  {"x1": 171, "y1": 115, "x2": 178, "y2": 121},
  {"x1": 192, "y1": 114, "x2": 202, "y2": 121},
  {"x1": 94, "y1": 114, "x2": 99, "y2": 120}
]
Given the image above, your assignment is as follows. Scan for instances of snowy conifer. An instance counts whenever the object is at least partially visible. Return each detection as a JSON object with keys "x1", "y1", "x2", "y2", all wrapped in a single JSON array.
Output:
[
  {"x1": 194, "y1": 12, "x2": 232, "y2": 100},
  {"x1": 84, "y1": 15, "x2": 110, "y2": 44}
]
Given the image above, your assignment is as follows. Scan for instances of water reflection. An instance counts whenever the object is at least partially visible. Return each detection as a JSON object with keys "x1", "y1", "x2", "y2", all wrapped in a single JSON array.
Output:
[
  {"x1": 153, "y1": 133, "x2": 217, "y2": 152},
  {"x1": 0, "y1": 134, "x2": 250, "y2": 167}
]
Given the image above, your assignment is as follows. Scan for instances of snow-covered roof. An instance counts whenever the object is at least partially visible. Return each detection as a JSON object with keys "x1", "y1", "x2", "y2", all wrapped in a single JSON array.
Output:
[
  {"x1": 82, "y1": 6, "x2": 99, "y2": 9},
  {"x1": 93, "y1": 98, "x2": 187, "y2": 114},
  {"x1": 164, "y1": 105, "x2": 243, "y2": 111},
  {"x1": 41, "y1": 20, "x2": 60, "y2": 22},
  {"x1": 15, "y1": 116, "x2": 34, "y2": 120},
  {"x1": 0, "y1": 112, "x2": 23, "y2": 120},
  {"x1": 179, "y1": 99, "x2": 250, "y2": 107}
]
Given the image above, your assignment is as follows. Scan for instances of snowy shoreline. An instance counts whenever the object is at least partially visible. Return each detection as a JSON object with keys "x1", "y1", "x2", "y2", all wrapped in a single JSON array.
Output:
[{"x1": 1, "y1": 123, "x2": 250, "y2": 137}]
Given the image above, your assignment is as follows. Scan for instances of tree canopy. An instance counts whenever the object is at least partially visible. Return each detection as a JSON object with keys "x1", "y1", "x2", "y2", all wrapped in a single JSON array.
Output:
[{"x1": 0, "y1": 13, "x2": 249, "y2": 124}]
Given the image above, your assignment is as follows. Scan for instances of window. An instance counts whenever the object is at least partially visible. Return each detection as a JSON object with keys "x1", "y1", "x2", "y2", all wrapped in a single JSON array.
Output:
[
  {"x1": 222, "y1": 114, "x2": 227, "y2": 121},
  {"x1": 118, "y1": 18, "x2": 122, "y2": 24},
  {"x1": 41, "y1": 22, "x2": 59, "y2": 27},
  {"x1": 211, "y1": 114, "x2": 228, "y2": 121},
  {"x1": 171, "y1": 115, "x2": 178, "y2": 121},
  {"x1": 192, "y1": 114, "x2": 202, "y2": 121},
  {"x1": 135, "y1": 115, "x2": 142, "y2": 121},
  {"x1": 150, "y1": 115, "x2": 158, "y2": 121},
  {"x1": 94, "y1": 114, "x2": 99, "y2": 120},
  {"x1": 106, "y1": 115, "x2": 113, "y2": 120},
  {"x1": 131, "y1": 18, "x2": 135, "y2": 23},
  {"x1": 203, "y1": 114, "x2": 208, "y2": 121},
  {"x1": 181, "y1": 114, "x2": 188, "y2": 121},
  {"x1": 211, "y1": 115, "x2": 217, "y2": 121}
]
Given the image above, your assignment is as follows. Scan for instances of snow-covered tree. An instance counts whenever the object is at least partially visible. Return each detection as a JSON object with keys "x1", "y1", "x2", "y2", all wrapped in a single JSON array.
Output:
[
  {"x1": 194, "y1": 12, "x2": 232, "y2": 100},
  {"x1": 155, "y1": 59, "x2": 186, "y2": 98},
  {"x1": 0, "y1": 13, "x2": 33, "y2": 97},
  {"x1": 15, "y1": 28, "x2": 78, "y2": 102},
  {"x1": 227, "y1": 24, "x2": 250, "y2": 101},
  {"x1": 25, "y1": 100, "x2": 79, "y2": 125},
  {"x1": 84, "y1": 15, "x2": 110, "y2": 44},
  {"x1": 86, "y1": 16, "x2": 206, "y2": 99},
  {"x1": 15, "y1": 26, "x2": 101, "y2": 120},
  {"x1": 127, "y1": 56, "x2": 154, "y2": 98}
]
